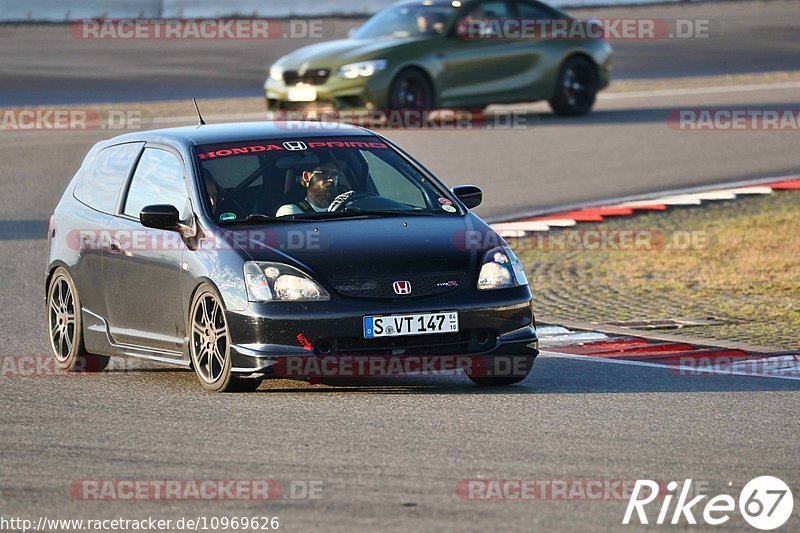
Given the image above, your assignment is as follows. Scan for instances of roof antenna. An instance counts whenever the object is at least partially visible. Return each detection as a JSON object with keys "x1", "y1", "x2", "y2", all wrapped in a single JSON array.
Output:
[{"x1": 192, "y1": 98, "x2": 206, "y2": 126}]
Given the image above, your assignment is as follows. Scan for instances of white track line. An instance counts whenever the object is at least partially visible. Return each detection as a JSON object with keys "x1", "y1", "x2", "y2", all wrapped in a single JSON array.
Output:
[
  {"x1": 601, "y1": 81, "x2": 800, "y2": 100},
  {"x1": 540, "y1": 351, "x2": 800, "y2": 382}
]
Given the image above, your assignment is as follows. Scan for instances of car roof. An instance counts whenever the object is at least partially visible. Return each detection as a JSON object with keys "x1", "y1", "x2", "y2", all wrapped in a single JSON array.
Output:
[
  {"x1": 104, "y1": 121, "x2": 373, "y2": 149},
  {"x1": 394, "y1": 0, "x2": 462, "y2": 6}
]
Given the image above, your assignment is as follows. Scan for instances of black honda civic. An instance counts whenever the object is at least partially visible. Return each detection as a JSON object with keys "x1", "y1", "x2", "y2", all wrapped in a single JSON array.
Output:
[{"x1": 46, "y1": 122, "x2": 538, "y2": 392}]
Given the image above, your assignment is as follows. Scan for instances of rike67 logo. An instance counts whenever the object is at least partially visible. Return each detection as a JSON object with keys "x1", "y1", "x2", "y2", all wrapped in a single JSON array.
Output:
[{"x1": 624, "y1": 477, "x2": 794, "y2": 530}]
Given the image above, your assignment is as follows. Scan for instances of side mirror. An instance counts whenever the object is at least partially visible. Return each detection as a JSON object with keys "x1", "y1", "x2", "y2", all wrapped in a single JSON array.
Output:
[
  {"x1": 452, "y1": 185, "x2": 482, "y2": 209},
  {"x1": 140, "y1": 204, "x2": 180, "y2": 231}
]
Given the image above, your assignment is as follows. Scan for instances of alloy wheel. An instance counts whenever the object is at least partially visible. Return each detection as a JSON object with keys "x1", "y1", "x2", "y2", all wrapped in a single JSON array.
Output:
[
  {"x1": 190, "y1": 291, "x2": 229, "y2": 384},
  {"x1": 48, "y1": 276, "x2": 76, "y2": 362}
]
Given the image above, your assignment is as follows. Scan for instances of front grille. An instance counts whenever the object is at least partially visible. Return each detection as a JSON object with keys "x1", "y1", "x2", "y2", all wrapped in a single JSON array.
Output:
[
  {"x1": 283, "y1": 69, "x2": 330, "y2": 85},
  {"x1": 320, "y1": 329, "x2": 497, "y2": 356},
  {"x1": 331, "y1": 272, "x2": 465, "y2": 299}
]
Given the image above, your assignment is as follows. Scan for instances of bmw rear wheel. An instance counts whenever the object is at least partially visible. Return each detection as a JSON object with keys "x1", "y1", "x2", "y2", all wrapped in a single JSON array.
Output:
[
  {"x1": 548, "y1": 56, "x2": 599, "y2": 117},
  {"x1": 189, "y1": 285, "x2": 261, "y2": 392},
  {"x1": 47, "y1": 267, "x2": 110, "y2": 372}
]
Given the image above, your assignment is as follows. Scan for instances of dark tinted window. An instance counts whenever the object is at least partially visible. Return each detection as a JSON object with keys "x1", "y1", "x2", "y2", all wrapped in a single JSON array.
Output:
[
  {"x1": 123, "y1": 148, "x2": 188, "y2": 220},
  {"x1": 73, "y1": 143, "x2": 142, "y2": 214},
  {"x1": 516, "y1": 1, "x2": 559, "y2": 19}
]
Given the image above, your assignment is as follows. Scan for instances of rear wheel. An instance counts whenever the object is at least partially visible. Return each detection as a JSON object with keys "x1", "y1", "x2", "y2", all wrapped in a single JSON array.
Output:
[
  {"x1": 47, "y1": 268, "x2": 110, "y2": 372},
  {"x1": 388, "y1": 69, "x2": 434, "y2": 110},
  {"x1": 189, "y1": 285, "x2": 262, "y2": 393},
  {"x1": 548, "y1": 56, "x2": 599, "y2": 116}
]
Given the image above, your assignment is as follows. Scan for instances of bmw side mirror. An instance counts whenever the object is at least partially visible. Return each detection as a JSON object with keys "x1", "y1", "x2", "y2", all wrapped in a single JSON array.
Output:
[
  {"x1": 140, "y1": 204, "x2": 180, "y2": 231},
  {"x1": 452, "y1": 185, "x2": 482, "y2": 209}
]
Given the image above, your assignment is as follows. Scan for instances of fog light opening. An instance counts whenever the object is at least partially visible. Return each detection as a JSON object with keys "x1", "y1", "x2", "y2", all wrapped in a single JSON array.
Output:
[{"x1": 317, "y1": 340, "x2": 334, "y2": 355}]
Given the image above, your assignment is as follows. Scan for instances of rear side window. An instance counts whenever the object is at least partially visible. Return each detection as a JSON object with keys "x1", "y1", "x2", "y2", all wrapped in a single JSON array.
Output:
[
  {"x1": 73, "y1": 143, "x2": 143, "y2": 214},
  {"x1": 123, "y1": 148, "x2": 188, "y2": 219}
]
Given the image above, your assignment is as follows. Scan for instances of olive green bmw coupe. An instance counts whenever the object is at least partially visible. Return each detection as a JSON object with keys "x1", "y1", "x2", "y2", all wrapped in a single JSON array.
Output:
[{"x1": 264, "y1": 0, "x2": 612, "y2": 116}]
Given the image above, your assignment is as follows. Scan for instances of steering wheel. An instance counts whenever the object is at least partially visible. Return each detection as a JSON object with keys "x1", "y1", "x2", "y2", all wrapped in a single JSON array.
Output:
[{"x1": 327, "y1": 191, "x2": 379, "y2": 212}]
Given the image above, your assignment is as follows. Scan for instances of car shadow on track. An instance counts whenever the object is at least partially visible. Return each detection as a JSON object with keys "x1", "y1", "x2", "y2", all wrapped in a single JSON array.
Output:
[
  {"x1": 252, "y1": 356, "x2": 800, "y2": 395},
  {"x1": 95, "y1": 355, "x2": 800, "y2": 394}
]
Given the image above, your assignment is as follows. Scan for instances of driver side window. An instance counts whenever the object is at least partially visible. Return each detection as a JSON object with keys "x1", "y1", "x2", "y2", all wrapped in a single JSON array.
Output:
[
  {"x1": 456, "y1": 1, "x2": 513, "y2": 37},
  {"x1": 123, "y1": 148, "x2": 188, "y2": 220}
]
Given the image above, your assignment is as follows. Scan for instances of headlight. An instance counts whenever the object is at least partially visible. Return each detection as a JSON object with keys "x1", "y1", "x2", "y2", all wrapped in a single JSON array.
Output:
[
  {"x1": 269, "y1": 64, "x2": 284, "y2": 82},
  {"x1": 477, "y1": 246, "x2": 528, "y2": 291},
  {"x1": 244, "y1": 262, "x2": 330, "y2": 302},
  {"x1": 337, "y1": 60, "x2": 387, "y2": 79}
]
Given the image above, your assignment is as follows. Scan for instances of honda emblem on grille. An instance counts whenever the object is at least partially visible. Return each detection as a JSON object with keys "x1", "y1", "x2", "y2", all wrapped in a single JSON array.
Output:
[
  {"x1": 283, "y1": 141, "x2": 308, "y2": 151},
  {"x1": 392, "y1": 280, "x2": 412, "y2": 295}
]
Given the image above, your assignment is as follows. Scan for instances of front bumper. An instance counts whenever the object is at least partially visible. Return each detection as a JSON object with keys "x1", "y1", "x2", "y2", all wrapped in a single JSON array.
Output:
[
  {"x1": 226, "y1": 289, "x2": 538, "y2": 375},
  {"x1": 264, "y1": 73, "x2": 393, "y2": 113}
]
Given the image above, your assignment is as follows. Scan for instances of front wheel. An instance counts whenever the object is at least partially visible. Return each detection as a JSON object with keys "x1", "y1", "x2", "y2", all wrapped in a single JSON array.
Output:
[
  {"x1": 189, "y1": 284, "x2": 261, "y2": 393},
  {"x1": 548, "y1": 56, "x2": 599, "y2": 117},
  {"x1": 388, "y1": 69, "x2": 434, "y2": 110},
  {"x1": 47, "y1": 268, "x2": 110, "y2": 372}
]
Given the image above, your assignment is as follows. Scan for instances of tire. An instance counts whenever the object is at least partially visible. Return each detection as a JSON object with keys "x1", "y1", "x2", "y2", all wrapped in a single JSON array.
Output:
[
  {"x1": 388, "y1": 68, "x2": 434, "y2": 110},
  {"x1": 466, "y1": 355, "x2": 535, "y2": 387},
  {"x1": 47, "y1": 267, "x2": 110, "y2": 372},
  {"x1": 548, "y1": 56, "x2": 599, "y2": 117},
  {"x1": 188, "y1": 284, "x2": 260, "y2": 393}
]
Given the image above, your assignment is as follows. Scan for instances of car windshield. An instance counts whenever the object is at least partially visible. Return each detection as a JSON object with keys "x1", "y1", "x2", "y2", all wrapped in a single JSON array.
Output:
[
  {"x1": 194, "y1": 136, "x2": 459, "y2": 224},
  {"x1": 352, "y1": 3, "x2": 455, "y2": 39}
]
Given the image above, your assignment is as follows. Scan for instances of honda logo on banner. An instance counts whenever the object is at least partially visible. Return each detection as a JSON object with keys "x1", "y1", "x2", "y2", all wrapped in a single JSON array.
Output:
[
  {"x1": 392, "y1": 281, "x2": 412, "y2": 295},
  {"x1": 283, "y1": 141, "x2": 308, "y2": 151}
]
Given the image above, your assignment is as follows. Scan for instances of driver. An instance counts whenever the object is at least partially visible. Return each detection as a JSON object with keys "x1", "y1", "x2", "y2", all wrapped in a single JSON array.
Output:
[
  {"x1": 416, "y1": 11, "x2": 447, "y2": 35},
  {"x1": 276, "y1": 160, "x2": 353, "y2": 217}
]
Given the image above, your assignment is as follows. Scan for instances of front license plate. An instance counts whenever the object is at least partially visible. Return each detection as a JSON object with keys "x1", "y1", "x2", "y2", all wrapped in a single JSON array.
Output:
[
  {"x1": 363, "y1": 311, "x2": 459, "y2": 339},
  {"x1": 287, "y1": 84, "x2": 317, "y2": 102}
]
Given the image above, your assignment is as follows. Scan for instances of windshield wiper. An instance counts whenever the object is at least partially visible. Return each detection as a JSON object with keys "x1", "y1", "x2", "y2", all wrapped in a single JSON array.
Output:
[
  {"x1": 293, "y1": 209, "x2": 434, "y2": 220},
  {"x1": 219, "y1": 213, "x2": 302, "y2": 226},
  {"x1": 345, "y1": 209, "x2": 434, "y2": 217}
]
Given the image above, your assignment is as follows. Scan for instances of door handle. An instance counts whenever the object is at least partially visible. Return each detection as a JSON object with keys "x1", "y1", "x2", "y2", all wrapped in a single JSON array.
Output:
[{"x1": 108, "y1": 237, "x2": 121, "y2": 254}]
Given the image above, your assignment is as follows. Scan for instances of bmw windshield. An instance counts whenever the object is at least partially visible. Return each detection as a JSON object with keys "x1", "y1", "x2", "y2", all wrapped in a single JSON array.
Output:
[
  {"x1": 352, "y1": 3, "x2": 455, "y2": 39},
  {"x1": 194, "y1": 136, "x2": 461, "y2": 224}
]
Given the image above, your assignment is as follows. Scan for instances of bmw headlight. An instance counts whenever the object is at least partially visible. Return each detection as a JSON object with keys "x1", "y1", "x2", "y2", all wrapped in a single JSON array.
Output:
[
  {"x1": 244, "y1": 262, "x2": 330, "y2": 302},
  {"x1": 477, "y1": 246, "x2": 528, "y2": 291},
  {"x1": 269, "y1": 64, "x2": 284, "y2": 82},
  {"x1": 337, "y1": 60, "x2": 387, "y2": 79}
]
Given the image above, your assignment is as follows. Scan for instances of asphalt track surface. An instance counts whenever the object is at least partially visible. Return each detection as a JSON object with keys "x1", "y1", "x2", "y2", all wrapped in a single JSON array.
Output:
[{"x1": 2, "y1": 1, "x2": 800, "y2": 531}]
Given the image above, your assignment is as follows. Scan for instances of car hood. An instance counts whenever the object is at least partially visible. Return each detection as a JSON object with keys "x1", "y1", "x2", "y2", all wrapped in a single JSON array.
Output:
[
  {"x1": 274, "y1": 38, "x2": 417, "y2": 70},
  {"x1": 225, "y1": 213, "x2": 496, "y2": 282}
]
